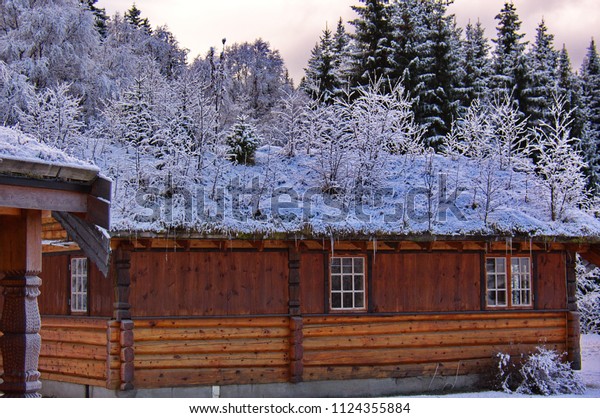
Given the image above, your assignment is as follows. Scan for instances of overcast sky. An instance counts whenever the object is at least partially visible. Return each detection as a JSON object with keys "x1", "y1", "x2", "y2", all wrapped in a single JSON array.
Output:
[{"x1": 97, "y1": 0, "x2": 600, "y2": 84}]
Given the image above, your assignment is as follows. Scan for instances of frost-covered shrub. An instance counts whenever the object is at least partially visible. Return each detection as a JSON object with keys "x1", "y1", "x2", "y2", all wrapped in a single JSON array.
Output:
[
  {"x1": 225, "y1": 115, "x2": 260, "y2": 165},
  {"x1": 576, "y1": 257, "x2": 600, "y2": 334},
  {"x1": 495, "y1": 347, "x2": 585, "y2": 395}
]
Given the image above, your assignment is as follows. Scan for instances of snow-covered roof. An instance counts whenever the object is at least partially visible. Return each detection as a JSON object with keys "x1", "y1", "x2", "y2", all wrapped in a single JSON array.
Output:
[
  {"x1": 108, "y1": 145, "x2": 600, "y2": 242},
  {"x1": 0, "y1": 127, "x2": 99, "y2": 182}
]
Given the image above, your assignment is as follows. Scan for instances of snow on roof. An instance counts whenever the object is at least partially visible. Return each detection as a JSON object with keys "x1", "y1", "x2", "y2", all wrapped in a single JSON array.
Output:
[
  {"x1": 108, "y1": 145, "x2": 600, "y2": 241},
  {"x1": 0, "y1": 126, "x2": 98, "y2": 181}
]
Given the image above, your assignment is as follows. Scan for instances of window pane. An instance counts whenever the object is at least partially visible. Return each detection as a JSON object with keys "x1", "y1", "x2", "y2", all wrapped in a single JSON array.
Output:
[
  {"x1": 343, "y1": 275, "x2": 352, "y2": 290},
  {"x1": 486, "y1": 259, "x2": 496, "y2": 273},
  {"x1": 497, "y1": 258, "x2": 506, "y2": 273},
  {"x1": 331, "y1": 292, "x2": 341, "y2": 308},
  {"x1": 354, "y1": 276, "x2": 364, "y2": 291},
  {"x1": 497, "y1": 273, "x2": 506, "y2": 289},
  {"x1": 354, "y1": 292, "x2": 364, "y2": 308},
  {"x1": 487, "y1": 274, "x2": 496, "y2": 289},
  {"x1": 331, "y1": 263, "x2": 341, "y2": 274},
  {"x1": 497, "y1": 290, "x2": 506, "y2": 305},
  {"x1": 343, "y1": 293, "x2": 353, "y2": 308},
  {"x1": 487, "y1": 291, "x2": 496, "y2": 306},
  {"x1": 331, "y1": 275, "x2": 341, "y2": 291},
  {"x1": 354, "y1": 258, "x2": 363, "y2": 273}
]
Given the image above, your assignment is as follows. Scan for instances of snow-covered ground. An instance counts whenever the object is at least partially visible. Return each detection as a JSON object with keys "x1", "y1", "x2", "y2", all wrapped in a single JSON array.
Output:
[{"x1": 429, "y1": 334, "x2": 600, "y2": 398}]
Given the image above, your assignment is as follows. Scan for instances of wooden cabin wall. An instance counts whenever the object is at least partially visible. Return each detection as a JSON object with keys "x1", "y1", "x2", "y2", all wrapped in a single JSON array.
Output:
[
  {"x1": 536, "y1": 252, "x2": 567, "y2": 310},
  {"x1": 131, "y1": 316, "x2": 290, "y2": 388},
  {"x1": 128, "y1": 250, "x2": 289, "y2": 317},
  {"x1": 302, "y1": 312, "x2": 567, "y2": 382},
  {"x1": 0, "y1": 317, "x2": 114, "y2": 388},
  {"x1": 371, "y1": 252, "x2": 481, "y2": 313},
  {"x1": 38, "y1": 252, "x2": 112, "y2": 317}
]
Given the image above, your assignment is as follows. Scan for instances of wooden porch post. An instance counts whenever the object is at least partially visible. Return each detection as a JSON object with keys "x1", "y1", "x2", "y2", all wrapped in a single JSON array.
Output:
[
  {"x1": 0, "y1": 210, "x2": 43, "y2": 398},
  {"x1": 566, "y1": 251, "x2": 582, "y2": 370}
]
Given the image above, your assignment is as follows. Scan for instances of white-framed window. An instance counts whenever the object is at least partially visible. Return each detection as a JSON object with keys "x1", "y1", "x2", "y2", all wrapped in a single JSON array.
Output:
[
  {"x1": 486, "y1": 256, "x2": 532, "y2": 308},
  {"x1": 70, "y1": 257, "x2": 88, "y2": 313},
  {"x1": 330, "y1": 256, "x2": 366, "y2": 311},
  {"x1": 510, "y1": 257, "x2": 532, "y2": 306}
]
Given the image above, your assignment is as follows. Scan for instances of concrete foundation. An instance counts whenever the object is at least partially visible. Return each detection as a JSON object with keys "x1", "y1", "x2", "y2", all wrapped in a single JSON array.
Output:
[{"x1": 40, "y1": 374, "x2": 484, "y2": 398}]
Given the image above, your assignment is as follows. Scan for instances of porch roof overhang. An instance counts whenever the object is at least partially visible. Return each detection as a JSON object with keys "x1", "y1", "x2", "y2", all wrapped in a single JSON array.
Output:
[{"x1": 0, "y1": 156, "x2": 111, "y2": 276}]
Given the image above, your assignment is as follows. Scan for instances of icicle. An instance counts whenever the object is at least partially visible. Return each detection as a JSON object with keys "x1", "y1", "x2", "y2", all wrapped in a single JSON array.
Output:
[
  {"x1": 330, "y1": 234, "x2": 335, "y2": 257},
  {"x1": 529, "y1": 237, "x2": 533, "y2": 260},
  {"x1": 505, "y1": 237, "x2": 512, "y2": 256},
  {"x1": 372, "y1": 237, "x2": 377, "y2": 262}
]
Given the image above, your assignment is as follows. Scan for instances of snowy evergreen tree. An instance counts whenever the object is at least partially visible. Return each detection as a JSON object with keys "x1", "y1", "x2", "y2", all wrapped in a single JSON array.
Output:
[
  {"x1": 416, "y1": 0, "x2": 465, "y2": 149},
  {"x1": 124, "y1": 3, "x2": 151, "y2": 33},
  {"x1": 350, "y1": 0, "x2": 395, "y2": 88},
  {"x1": 580, "y1": 39, "x2": 600, "y2": 194},
  {"x1": 492, "y1": 2, "x2": 530, "y2": 116},
  {"x1": 226, "y1": 115, "x2": 261, "y2": 165},
  {"x1": 462, "y1": 20, "x2": 492, "y2": 106},
  {"x1": 332, "y1": 18, "x2": 353, "y2": 91},
  {"x1": 556, "y1": 46, "x2": 584, "y2": 139},
  {"x1": 302, "y1": 25, "x2": 337, "y2": 104},
  {"x1": 80, "y1": 0, "x2": 108, "y2": 37},
  {"x1": 524, "y1": 20, "x2": 559, "y2": 131}
]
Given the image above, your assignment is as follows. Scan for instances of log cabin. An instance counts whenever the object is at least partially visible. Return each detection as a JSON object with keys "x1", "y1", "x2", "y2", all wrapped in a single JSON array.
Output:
[
  {"x1": 2, "y1": 228, "x2": 599, "y2": 398},
  {"x1": 2, "y1": 137, "x2": 600, "y2": 397}
]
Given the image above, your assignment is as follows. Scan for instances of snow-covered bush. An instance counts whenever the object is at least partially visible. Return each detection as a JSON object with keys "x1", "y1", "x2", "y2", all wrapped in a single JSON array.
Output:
[
  {"x1": 576, "y1": 256, "x2": 600, "y2": 334},
  {"x1": 225, "y1": 115, "x2": 261, "y2": 165},
  {"x1": 495, "y1": 347, "x2": 585, "y2": 395}
]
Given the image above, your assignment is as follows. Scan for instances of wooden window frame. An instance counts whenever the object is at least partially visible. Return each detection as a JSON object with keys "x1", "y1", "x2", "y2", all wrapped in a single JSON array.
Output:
[
  {"x1": 329, "y1": 255, "x2": 367, "y2": 312},
  {"x1": 70, "y1": 257, "x2": 89, "y2": 314},
  {"x1": 485, "y1": 255, "x2": 532, "y2": 309}
]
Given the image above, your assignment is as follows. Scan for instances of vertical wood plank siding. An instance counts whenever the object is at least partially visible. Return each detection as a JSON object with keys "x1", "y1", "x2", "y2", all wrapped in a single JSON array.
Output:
[{"x1": 129, "y1": 251, "x2": 289, "y2": 317}]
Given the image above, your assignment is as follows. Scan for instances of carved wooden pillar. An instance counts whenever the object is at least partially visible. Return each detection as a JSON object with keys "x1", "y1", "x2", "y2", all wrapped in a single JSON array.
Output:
[
  {"x1": 0, "y1": 210, "x2": 43, "y2": 398},
  {"x1": 566, "y1": 251, "x2": 581, "y2": 370},
  {"x1": 288, "y1": 246, "x2": 303, "y2": 383}
]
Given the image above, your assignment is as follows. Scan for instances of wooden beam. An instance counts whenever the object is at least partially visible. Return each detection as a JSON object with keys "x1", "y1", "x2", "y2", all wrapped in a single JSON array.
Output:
[
  {"x1": 52, "y1": 211, "x2": 111, "y2": 277},
  {"x1": 0, "y1": 206, "x2": 21, "y2": 216},
  {"x1": 0, "y1": 183, "x2": 87, "y2": 212}
]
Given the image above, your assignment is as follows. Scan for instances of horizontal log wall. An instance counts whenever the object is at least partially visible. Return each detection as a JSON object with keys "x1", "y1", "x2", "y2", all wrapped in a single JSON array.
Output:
[
  {"x1": 302, "y1": 312, "x2": 567, "y2": 382},
  {"x1": 39, "y1": 317, "x2": 110, "y2": 387},
  {"x1": 132, "y1": 316, "x2": 291, "y2": 389}
]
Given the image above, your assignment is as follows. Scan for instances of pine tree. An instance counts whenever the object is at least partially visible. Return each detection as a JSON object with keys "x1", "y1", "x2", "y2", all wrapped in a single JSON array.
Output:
[
  {"x1": 302, "y1": 25, "x2": 337, "y2": 103},
  {"x1": 350, "y1": 0, "x2": 395, "y2": 88},
  {"x1": 389, "y1": 0, "x2": 463, "y2": 149},
  {"x1": 556, "y1": 46, "x2": 584, "y2": 140},
  {"x1": 80, "y1": 0, "x2": 109, "y2": 37},
  {"x1": 125, "y1": 3, "x2": 152, "y2": 33},
  {"x1": 524, "y1": 20, "x2": 559, "y2": 131},
  {"x1": 417, "y1": 0, "x2": 465, "y2": 148},
  {"x1": 580, "y1": 39, "x2": 600, "y2": 194},
  {"x1": 226, "y1": 115, "x2": 261, "y2": 165},
  {"x1": 492, "y1": 2, "x2": 530, "y2": 115},
  {"x1": 332, "y1": 18, "x2": 352, "y2": 92},
  {"x1": 462, "y1": 20, "x2": 492, "y2": 106}
]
